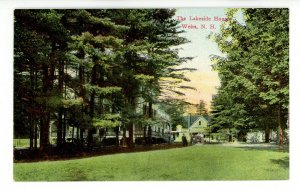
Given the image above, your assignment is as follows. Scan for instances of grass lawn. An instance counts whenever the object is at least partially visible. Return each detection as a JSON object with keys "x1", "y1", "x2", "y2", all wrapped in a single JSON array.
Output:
[
  {"x1": 13, "y1": 139, "x2": 31, "y2": 148},
  {"x1": 13, "y1": 145, "x2": 289, "y2": 181}
]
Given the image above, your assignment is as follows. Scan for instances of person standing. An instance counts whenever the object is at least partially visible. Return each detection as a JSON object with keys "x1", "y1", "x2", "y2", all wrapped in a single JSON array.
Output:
[{"x1": 182, "y1": 134, "x2": 187, "y2": 146}]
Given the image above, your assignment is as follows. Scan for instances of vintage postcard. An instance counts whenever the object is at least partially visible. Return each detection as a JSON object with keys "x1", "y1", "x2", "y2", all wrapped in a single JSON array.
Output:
[{"x1": 12, "y1": 8, "x2": 289, "y2": 182}]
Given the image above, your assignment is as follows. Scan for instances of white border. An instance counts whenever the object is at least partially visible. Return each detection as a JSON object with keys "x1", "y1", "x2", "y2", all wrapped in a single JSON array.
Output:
[{"x1": 1, "y1": 1, "x2": 299, "y2": 190}]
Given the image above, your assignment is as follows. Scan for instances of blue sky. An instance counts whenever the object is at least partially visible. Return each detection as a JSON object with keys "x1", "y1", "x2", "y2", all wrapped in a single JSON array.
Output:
[{"x1": 175, "y1": 8, "x2": 226, "y2": 71}]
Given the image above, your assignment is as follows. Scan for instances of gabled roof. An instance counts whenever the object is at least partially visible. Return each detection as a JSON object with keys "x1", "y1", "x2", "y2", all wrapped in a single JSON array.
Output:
[
  {"x1": 203, "y1": 115, "x2": 211, "y2": 122},
  {"x1": 183, "y1": 114, "x2": 200, "y2": 128},
  {"x1": 183, "y1": 114, "x2": 211, "y2": 128},
  {"x1": 189, "y1": 116, "x2": 209, "y2": 129}
]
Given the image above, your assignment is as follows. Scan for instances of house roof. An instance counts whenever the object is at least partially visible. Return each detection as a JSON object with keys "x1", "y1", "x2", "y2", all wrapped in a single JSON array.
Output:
[
  {"x1": 203, "y1": 115, "x2": 211, "y2": 122},
  {"x1": 183, "y1": 114, "x2": 211, "y2": 128},
  {"x1": 189, "y1": 116, "x2": 210, "y2": 129},
  {"x1": 183, "y1": 115, "x2": 200, "y2": 128}
]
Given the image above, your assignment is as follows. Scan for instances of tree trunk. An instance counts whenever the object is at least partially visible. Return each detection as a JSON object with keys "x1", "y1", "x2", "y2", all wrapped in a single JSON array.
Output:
[
  {"x1": 40, "y1": 111, "x2": 50, "y2": 150},
  {"x1": 29, "y1": 61, "x2": 34, "y2": 150},
  {"x1": 148, "y1": 125, "x2": 152, "y2": 145},
  {"x1": 40, "y1": 41, "x2": 56, "y2": 150},
  {"x1": 128, "y1": 122, "x2": 134, "y2": 148},
  {"x1": 79, "y1": 65, "x2": 84, "y2": 97},
  {"x1": 57, "y1": 60, "x2": 64, "y2": 148},
  {"x1": 87, "y1": 130, "x2": 93, "y2": 148},
  {"x1": 148, "y1": 101, "x2": 153, "y2": 145},
  {"x1": 29, "y1": 116, "x2": 34, "y2": 150},
  {"x1": 265, "y1": 126, "x2": 270, "y2": 143},
  {"x1": 40, "y1": 62, "x2": 51, "y2": 150},
  {"x1": 148, "y1": 102, "x2": 153, "y2": 118},
  {"x1": 57, "y1": 108, "x2": 63, "y2": 148},
  {"x1": 87, "y1": 91, "x2": 95, "y2": 147},
  {"x1": 62, "y1": 111, "x2": 66, "y2": 144},
  {"x1": 34, "y1": 69, "x2": 38, "y2": 149},
  {"x1": 48, "y1": 41, "x2": 56, "y2": 86},
  {"x1": 34, "y1": 122, "x2": 38, "y2": 149},
  {"x1": 72, "y1": 126, "x2": 75, "y2": 142},
  {"x1": 143, "y1": 126, "x2": 146, "y2": 145},
  {"x1": 79, "y1": 63, "x2": 85, "y2": 148},
  {"x1": 115, "y1": 127, "x2": 119, "y2": 146},
  {"x1": 278, "y1": 106, "x2": 283, "y2": 146},
  {"x1": 87, "y1": 65, "x2": 97, "y2": 147},
  {"x1": 122, "y1": 127, "x2": 127, "y2": 147},
  {"x1": 80, "y1": 129, "x2": 84, "y2": 147}
]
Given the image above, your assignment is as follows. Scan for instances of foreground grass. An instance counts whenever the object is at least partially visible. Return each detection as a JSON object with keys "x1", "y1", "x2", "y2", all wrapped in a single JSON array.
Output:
[{"x1": 14, "y1": 145, "x2": 289, "y2": 181}]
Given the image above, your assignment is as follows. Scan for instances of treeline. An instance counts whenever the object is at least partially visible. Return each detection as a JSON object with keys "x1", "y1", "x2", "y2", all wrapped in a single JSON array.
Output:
[
  {"x1": 14, "y1": 9, "x2": 192, "y2": 150},
  {"x1": 210, "y1": 9, "x2": 289, "y2": 145}
]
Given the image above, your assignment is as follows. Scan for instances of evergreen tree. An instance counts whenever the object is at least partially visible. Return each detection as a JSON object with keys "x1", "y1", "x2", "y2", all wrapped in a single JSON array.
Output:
[
  {"x1": 197, "y1": 100, "x2": 208, "y2": 116},
  {"x1": 210, "y1": 8, "x2": 288, "y2": 144},
  {"x1": 14, "y1": 9, "x2": 192, "y2": 152}
]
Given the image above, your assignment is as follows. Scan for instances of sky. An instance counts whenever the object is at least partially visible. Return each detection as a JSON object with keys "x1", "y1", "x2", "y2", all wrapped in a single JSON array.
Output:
[{"x1": 173, "y1": 8, "x2": 230, "y2": 112}]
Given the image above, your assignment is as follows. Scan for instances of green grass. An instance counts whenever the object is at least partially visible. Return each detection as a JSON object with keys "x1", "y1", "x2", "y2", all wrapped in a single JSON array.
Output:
[
  {"x1": 13, "y1": 139, "x2": 31, "y2": 148},
  {"x1": 14, "y1": 139, "x2": 43, "y2": 148},
  {"x1": 13, "y1": 145, "x2": 289, "y2": 181}
]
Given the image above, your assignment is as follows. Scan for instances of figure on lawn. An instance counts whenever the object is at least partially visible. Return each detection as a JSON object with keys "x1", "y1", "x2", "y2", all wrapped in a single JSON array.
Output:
[{"x1": 182, "y1": 134, "x2": 188, "y2": 146}]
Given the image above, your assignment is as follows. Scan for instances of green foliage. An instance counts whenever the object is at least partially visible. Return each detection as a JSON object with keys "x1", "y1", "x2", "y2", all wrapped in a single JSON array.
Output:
[
  {"x1": 14, "y1": 9, "x2": 192, "y2": 148},
  {"x1": 133, "y1": 74, "x2": 155, "y2": 82},
  {"x1": 62, "y1": 98, "x2": 84, "y2": 108},
  {"x1": 83, "y1": 84, "x2": 122, "y2": 96},
  {"x1": 159, "y1": 99, "x2": 188, "y2": 127},
  {"x1": 197, "y1": 100, "x2": 208, "y2": 116},
  {"x1": 92, "y1": 114, "x2": 122, "y2": 128},
  {"x1": 210, "y1": 9, "x2": 289, "y2": 139}
]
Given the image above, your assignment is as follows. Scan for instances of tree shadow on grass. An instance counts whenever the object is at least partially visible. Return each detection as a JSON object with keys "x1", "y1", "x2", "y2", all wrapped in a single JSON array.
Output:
[
  {"x1": 235, "y1": 145, "x2": 289, "y2": 153},
  {"x1": 68, "y1": 168, "x2": 88, "y2": 181},
  {"x1": 270, "y1": 156, "x2": 289, "y2": 169}
]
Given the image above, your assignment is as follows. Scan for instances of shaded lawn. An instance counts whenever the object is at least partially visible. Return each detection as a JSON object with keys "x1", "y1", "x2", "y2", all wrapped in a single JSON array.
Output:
[
  {"x1": 13, "y1": 139, "x2": 33, "y2": 148},
  {"x1": 14, "y1": 145, "x2": 289, "y2": 181},
  {"x1": 14, "y1": 139, "x2": 41, "y2": 148}
]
